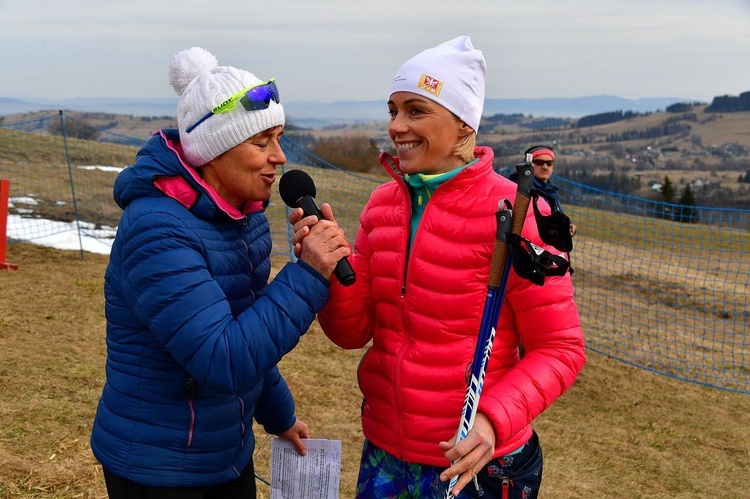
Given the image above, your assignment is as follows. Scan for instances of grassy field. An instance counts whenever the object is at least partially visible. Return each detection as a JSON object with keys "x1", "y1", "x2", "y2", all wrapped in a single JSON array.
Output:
[
  {"x1": 1, "y1": 242, "x2": 749, "y2": 498},
  {"x1": 1, "y1": 118, "x2": 749, "y2": 497}
]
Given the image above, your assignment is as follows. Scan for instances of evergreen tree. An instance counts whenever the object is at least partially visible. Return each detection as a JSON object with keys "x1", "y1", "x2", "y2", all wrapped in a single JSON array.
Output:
[
  {"x1": 676, "y1": 184, "x2": 700, "y2": 223},
  {"x1": 662, "y1": 175, "x2": 675, "y2": 203},
  {"x1": 657, "y1": 175, "x2": 676, "y2": 220},
  {"x1": 678, "y1": 184, "x2": 696, "y2": 206}
]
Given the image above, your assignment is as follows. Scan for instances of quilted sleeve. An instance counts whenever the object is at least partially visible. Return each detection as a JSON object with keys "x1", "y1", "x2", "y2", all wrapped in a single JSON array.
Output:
[
  {"x1": 254, "y1": 367, "x2": 296, "y2": 435},
  {"x1": 317, "y1": 200, "x2": 377, "y2": 349},
  {"x1": 118, "y1": 209, "x2": 330, "y2": 393}
]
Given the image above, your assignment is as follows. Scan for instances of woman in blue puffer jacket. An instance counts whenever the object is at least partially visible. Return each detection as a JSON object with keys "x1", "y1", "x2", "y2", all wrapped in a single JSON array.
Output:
[{"x1": 90, "y1": 47, "x2": 350, "y2": 499}]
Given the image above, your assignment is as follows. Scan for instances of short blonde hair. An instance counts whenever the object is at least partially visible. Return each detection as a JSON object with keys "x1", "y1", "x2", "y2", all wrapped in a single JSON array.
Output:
[{"x1": 454, "y1": 132, "x2": 477, "y2": 163}]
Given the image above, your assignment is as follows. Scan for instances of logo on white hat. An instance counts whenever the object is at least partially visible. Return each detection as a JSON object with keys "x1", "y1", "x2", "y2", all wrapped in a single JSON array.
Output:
[{"x1": 418, "y1": 74, "x2": 443, "y2": 97}]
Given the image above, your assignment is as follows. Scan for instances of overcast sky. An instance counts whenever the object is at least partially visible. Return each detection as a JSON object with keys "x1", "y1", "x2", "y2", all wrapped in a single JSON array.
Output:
[{"x1": 1, "y1": 0, "x2": 749, "y2": 105}]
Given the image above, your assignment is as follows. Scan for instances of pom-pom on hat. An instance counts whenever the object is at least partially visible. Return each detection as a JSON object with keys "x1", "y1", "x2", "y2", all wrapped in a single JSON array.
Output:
[
  {"x1": 389, "y1": 36, "x2": 486, "y2": 132},
  {"x1": 169, "y1": 47, "x2": 285, "y2": 167}
]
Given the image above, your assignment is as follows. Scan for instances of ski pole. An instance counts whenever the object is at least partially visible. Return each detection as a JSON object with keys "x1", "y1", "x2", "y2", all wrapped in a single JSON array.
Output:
[{"x1": 445, "y1": 159, "x2": 534, "y2": 498}]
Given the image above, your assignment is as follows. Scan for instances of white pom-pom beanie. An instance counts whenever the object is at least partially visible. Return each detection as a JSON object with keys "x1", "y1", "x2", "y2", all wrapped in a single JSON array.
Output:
[
  {"x1": 390, "y1": 36, "x2": 486, "y2": 132},
  {"x1": 168, "y1": 47, "x2": 285, "y2": 167}
]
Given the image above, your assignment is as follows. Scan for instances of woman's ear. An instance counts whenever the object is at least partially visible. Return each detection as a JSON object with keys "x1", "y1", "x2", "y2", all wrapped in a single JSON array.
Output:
[{"x1": 459, "y1": 122, "x2": 473, "y2": 137}]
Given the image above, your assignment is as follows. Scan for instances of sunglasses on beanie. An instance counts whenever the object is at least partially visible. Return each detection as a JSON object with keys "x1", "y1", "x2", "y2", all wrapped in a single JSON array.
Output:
[{"x1": 186, "y1": 79, "x2": 280, "y2": 133}]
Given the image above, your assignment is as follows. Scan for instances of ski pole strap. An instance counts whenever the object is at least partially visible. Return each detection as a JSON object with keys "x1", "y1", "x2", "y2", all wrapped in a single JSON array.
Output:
[
  {"x1": 530, "y1": 188, "x2": 573, "y2": 253},
  {"x1": 506, "y1": 232, "x2": 570, "y2": 286}
]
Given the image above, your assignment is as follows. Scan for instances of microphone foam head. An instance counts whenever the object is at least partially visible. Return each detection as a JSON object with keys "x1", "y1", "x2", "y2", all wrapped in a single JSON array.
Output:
[{"x1": 279, "y1": 169, "x2": 317, "y2": 207}]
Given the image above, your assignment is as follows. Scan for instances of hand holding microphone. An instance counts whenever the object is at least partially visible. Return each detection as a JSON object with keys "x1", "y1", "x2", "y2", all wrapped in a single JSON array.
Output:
[{"x1": 279, "y1": 169, "x2": 355, "y2": 286}]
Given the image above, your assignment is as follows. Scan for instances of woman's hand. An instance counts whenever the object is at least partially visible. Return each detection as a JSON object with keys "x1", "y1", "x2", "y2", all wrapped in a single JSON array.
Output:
[
  {"x1": 288, "y1": 203, "x2": 351, "y2": 280},
  {"x1": 438, "y1": 413, "x2": 496, "y2": 496},
  {"x1": 288, "y1": 206, "x2": 311, "y2": 259},
  {"x1": 277, "y1": 418, "x2": 310, "y2": 456}
]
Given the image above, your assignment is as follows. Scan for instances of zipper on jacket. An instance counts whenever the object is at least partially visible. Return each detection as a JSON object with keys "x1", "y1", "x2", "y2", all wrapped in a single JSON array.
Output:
[
  {"x1": 394, "y1": 338, "x2": 409, "y2": 459},
  {"x1": 239, "y1": 218, "x2": 250, "y2": 255},
  {"x1": 239, "y1": 219, "x2": 255, "y2": 301},
  {"x1": 401, "y1": 225, "x2": 416, "y2": 295},
  {"x1": 400, "y1": 174, "x2": 443, "y2": 295},
  {"x1": 395, "y1": 180, "x2": 413, "y2": 456},
  {"x1": 396, "y1": 177, "x2": 414, "y2": 455},
  {"x1": 186, "y1": 376, "x2": 196, "y2": 447},
  {"x1": 400, "y1": 183, "x2": 413, "y2": 296},
  {"x1": 237, "y1": 395, "x2": 246, "y2": 447}
]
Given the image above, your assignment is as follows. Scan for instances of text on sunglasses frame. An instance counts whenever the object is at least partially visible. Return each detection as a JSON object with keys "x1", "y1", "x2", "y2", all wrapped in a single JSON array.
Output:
[{"x1": 185, "y1": 79, "x2": 280, "y2": 134}]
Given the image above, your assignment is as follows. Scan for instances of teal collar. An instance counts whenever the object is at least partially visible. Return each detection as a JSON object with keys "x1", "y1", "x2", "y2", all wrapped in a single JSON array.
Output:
[{"x1": 404, "y1": 159, "x2": 478, "y2": 206}]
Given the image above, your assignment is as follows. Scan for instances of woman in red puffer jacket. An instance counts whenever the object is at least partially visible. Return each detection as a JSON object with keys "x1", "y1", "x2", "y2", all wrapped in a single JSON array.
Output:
[{"x1": 290, "y1": 36, "x2": 586, "y2": 499}]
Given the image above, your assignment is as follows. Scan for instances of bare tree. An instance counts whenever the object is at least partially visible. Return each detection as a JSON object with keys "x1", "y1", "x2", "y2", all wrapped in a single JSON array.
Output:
[{"x1": 48, "y1": 117, "x2": 101, "y2": 140}]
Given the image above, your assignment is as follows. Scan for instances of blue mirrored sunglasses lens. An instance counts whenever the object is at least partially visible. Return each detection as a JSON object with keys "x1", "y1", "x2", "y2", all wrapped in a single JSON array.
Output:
[{"x1": 239, "y1": 81, "x2": 280, "y2": 111}]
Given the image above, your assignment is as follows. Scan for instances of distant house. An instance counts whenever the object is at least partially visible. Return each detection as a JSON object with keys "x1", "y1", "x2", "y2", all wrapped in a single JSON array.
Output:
[{"x1": 690, "y1": 178, "x2": 713, "y2": 190}]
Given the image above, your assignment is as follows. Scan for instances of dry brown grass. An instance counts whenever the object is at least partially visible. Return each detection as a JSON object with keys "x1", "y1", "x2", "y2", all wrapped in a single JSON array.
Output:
[{"x1": 1, "y1": 242, "x2": 749, "y2": 498}]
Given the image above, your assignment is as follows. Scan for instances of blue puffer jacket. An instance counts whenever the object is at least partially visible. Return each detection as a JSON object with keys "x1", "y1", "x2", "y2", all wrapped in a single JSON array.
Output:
[{"x1": 90, "y1": 129, "x2": 330, "y2": 487}]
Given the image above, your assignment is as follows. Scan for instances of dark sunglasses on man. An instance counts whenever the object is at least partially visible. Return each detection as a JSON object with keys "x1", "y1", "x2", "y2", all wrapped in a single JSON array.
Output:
[{"x1": 532, "y1": 159, "x2": 554, "y2": 167}]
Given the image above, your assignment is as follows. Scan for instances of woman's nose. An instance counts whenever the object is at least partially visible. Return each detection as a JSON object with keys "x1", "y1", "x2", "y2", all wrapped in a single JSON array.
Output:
[
  {"x1": 272, "y1": 141, "x2": 287, "y2": 165},
  {"x1": 388, "y1": 114, "x2": 408, "y2": 135}
]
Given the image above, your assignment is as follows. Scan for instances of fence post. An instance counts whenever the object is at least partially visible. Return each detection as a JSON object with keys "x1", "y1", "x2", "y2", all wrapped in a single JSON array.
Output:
[
  {"x1": 0, "y1": 178, "x2": 20, "y2": 271},
  {"x1": 58, "y1": 110, "x2": 85, "y2": 261}
]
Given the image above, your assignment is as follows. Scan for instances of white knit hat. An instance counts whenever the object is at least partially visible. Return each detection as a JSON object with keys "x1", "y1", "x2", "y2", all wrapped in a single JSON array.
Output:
[
  {"x1": 390, "y1": 36, "x2": 486, "y2": 132},
  {"x1": 169, "y1": 47, "x2": 285, "y2": 166}
]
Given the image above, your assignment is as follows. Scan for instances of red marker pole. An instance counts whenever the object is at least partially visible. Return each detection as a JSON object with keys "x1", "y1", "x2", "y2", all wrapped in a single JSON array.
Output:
[{"x1": 0, "y1": 179, "x2": 19, "y2": 271}]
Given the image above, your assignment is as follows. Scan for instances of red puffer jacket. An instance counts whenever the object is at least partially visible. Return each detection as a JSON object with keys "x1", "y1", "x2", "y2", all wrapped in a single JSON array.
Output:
[{"x1": 318, "y1": 146, "x2": 586, "y2": 466}]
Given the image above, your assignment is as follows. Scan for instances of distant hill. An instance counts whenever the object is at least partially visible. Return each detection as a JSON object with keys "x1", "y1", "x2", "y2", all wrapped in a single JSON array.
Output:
[
  {"x1": 0, "y1": 97, "x2": 179, "y2": 118},
  {"x1": 282, "y1": 95, "x2": 691, "y2": 125},
  {"x1": 484, "y1": 95, "x2": 692, "y2": 118},
  {"x1": 1, "y1": 94, "x2": 694, "y2": 127}
]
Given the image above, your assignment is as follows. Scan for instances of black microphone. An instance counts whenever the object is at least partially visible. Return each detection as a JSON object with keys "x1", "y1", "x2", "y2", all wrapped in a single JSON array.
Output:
[{"x1": 278, "y1": 169, "x2": 356, "y2": 286}]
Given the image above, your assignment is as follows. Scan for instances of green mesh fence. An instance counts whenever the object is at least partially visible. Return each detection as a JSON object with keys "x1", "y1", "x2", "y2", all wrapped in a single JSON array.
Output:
[
  {"x1": 555, "y1": 178, "x2": 749, "y2": 394},
  {"x1": 1, "y1": 111, "x2": 749, "y2": 394},
  {"x1": 0, "y1": 112, "x2": 138, "y2": 257}
]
